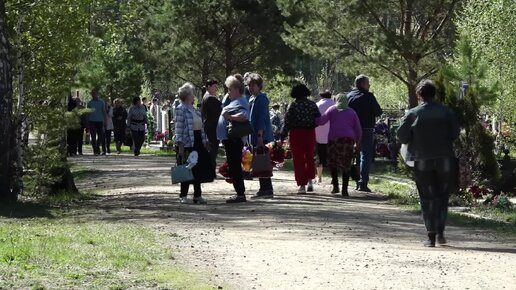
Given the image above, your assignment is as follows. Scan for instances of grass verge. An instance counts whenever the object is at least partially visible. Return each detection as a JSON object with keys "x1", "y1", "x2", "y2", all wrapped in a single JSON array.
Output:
[{"x1": 0, "y1": 202, "x2": 212, "y2": 290}]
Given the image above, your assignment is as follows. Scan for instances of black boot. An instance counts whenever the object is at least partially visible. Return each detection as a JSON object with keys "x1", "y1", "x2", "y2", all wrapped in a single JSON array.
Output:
[
  {"x1": 342, "y1": 171, "x2": 349, "y2": 197},
  {"x1": 437, "y1": 231, "x2": 447, "y2": 245},
  {"x1": 424, "y1": 232, "x2": 436, "y2": 247},
  {"x1": 330, "y1": 169, "x2": 339, "y2": 194}
]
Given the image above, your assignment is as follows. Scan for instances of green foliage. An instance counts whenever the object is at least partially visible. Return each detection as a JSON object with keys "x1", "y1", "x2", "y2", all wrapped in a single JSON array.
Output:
[
  {"x1": 132, "y1": 0, "x2": 298, "y2": 93},
  {"x1": 437, "y1": 36, "x2": 500, "y2": 188},
  {"x1": 277, "y1": 0, "x2": 459, "y2": 107},
  {"x1": 457, "y1": 0, "x2": 516, "y2": 125},
  {"x1": 6, "y1": 0, "x2": 92, "y2": 196}
]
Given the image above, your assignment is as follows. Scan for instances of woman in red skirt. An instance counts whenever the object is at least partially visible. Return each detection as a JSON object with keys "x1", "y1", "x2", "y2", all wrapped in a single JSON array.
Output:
[{"x1": 281, "y1": 84, "x2": 321, "y2": 194}]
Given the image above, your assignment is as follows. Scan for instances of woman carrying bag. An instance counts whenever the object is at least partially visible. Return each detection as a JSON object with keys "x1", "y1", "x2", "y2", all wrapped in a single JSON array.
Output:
[
  {"x1": 175, "y1": 82, "x2": 214, "y2": 204},
  {"x1": 247, "y1": 73, "x2": 275, "y2": 199}
]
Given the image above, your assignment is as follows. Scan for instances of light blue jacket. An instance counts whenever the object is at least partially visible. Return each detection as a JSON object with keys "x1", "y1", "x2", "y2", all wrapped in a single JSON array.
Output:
[
  {"x1": 175, "y1": 104, "x2": 207, "y2": 148},
  {"x1": 217, "y1": 96, "x2": 249, "y2": 142}
]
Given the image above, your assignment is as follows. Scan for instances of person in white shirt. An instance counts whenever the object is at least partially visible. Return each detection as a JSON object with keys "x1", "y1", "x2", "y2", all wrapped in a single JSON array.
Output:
[{"x1": 315, "y1": 91, "x2": 335, "y2": 184}]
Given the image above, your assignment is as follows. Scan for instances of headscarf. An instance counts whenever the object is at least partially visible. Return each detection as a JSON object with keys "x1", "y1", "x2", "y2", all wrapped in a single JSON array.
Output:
[{"x1": 335, "y1": 93, "x2": 348, "y2": 111}]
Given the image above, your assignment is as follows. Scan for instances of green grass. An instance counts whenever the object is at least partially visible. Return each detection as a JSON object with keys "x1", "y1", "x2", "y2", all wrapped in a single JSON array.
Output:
[
  {"x1": 368, "y1": 177, "x2": 418, "y2": 205},
  {"x1": 0, "y1": 203, "x2": 212, "y2": 289}
]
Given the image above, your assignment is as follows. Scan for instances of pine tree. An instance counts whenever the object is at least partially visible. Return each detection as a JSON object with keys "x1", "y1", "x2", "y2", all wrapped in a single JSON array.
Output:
[{"x1": 436, "y1": 36, "x2": 500, "y2": 191}]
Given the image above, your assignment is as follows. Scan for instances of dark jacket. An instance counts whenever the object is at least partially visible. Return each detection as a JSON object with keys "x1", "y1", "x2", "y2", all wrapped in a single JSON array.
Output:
[
  {"x1": 201, "y1": 93, "x2": 222, "y2": 143},
  {"x1": 397, "y1": 101, "x2": 460, "y2": 160},
  {"x1": 281, "y1": 97, "x2": 321, "y2": 139},
  {"x1": 347, "y1": 89, "x2": 383, "y2": 129},
  {"x1": 112, "y1": 106, "x2": 128, "y2": 130}
]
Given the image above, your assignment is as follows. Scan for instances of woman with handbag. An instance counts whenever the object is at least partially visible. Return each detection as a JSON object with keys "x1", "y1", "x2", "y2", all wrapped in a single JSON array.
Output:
[
  {"x1": 247, "y1": 73, "x2": 275, "y2": 199},
  {"x1": 316, "y1": 93, "x2": 362, "y2": 196},
  {"x1": 281, "y1": 83, "x2": 321, "y2": 194},
  {"x1": 175, "y1": 82, "x2": 214, "y2": 204},
  {"x1": 217, "y1": 75, "x2": 250, "y2": 203}
]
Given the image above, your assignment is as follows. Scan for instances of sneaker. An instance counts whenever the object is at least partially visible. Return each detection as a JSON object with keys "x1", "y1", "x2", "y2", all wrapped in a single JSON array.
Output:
[
  {"x1": 117, "y1": 151, "x2": 121, "y2": 154},
  {"x1": 179, "y1": 197, "x2": 188, "y2": 204},
  {"x1": 101, "y1": 152, "x2": 107, "y2": 156},
  {"x1": 331, "y1": 185, "x2": 339, "y2": 194},
  {"x1": 251, "y1": 190, "x2": 274, "y2": 199},
  {"x1": 193, "y1": 196, "x2": 207, "y2": 204},
  {"x1": 297, "y1": 186, "x2": 306, "y2": 194},
  {"x1": 317, "y1": 177, "x2": 322, "y2": 183},
  {"x1": 226, "y1": 194, "x2": 247, "y2": 203},
  {"x1": 307, "y1": 181, "x2": 314, "y2": 192}
]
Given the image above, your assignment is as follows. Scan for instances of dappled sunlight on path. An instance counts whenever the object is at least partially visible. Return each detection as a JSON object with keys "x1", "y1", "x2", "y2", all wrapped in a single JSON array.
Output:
[{"x1": 71, "y1": 153, "x2": 516, "y2": 290}]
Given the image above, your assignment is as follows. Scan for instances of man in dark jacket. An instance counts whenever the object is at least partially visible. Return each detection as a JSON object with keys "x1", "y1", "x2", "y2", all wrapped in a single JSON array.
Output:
[
  {"x1": 347, "y1": 75, "x2": 383, "y2": 192},
  {"x1": 397, "y1": 79, "x2": 460, "y2": 247},
  {"x1": 201, "y1": 79, "x2": 222, "y2": 171}
]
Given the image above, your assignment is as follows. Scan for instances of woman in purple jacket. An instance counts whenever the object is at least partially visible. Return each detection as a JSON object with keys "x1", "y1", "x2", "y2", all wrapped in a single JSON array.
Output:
[{"x1": 317, "y1": 93, "x2": 362, "y2": 196}]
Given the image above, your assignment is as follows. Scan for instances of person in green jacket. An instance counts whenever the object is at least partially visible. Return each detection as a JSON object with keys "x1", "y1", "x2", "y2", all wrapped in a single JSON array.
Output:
[{"x1": 397, "y1": 79, "x2": 460, "y2": 247}]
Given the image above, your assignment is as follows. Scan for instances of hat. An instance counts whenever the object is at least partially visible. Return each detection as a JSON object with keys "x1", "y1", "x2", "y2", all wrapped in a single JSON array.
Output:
[
  {"x1": 319, "y1": 91, "x2": 332, "y2": 99},
  {"x1": 290, "y1": 83, "x2": 311, "y2": 99}
]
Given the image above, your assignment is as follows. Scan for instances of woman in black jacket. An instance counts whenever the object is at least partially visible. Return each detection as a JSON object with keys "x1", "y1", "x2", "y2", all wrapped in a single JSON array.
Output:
[{"x1": 112, "y1": 98, "x2": 128, "y2": 154}]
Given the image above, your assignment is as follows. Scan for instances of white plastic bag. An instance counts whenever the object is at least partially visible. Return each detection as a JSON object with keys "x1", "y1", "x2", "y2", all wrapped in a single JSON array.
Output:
[{"x1": 400, "y1": 144, "x2": 414, "y2": 167}]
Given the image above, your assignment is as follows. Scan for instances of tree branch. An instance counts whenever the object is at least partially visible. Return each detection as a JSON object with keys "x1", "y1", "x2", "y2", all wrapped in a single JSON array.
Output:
[{"x1": 430, "y1": 0, "x2": 459, "y2": 40}]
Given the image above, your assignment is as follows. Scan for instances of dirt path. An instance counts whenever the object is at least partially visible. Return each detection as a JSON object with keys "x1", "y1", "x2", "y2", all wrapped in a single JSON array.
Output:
[{"x1": 72, "y1": 153, "x2": 516, "y2": 290}]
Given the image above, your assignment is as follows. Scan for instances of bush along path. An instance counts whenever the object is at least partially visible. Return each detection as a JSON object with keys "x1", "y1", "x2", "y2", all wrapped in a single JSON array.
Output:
[{"x1": 65, "y1": 153, "x2": 516, "y2": 289}]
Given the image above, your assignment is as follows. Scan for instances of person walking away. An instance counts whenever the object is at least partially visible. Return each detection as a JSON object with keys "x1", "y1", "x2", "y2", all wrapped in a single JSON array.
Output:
[
  {"x1": 175, "y1": 82, "x2": 214, "y2": 204},
  {"x1": 105, "y1": 98, "x2": 114, "y2": 154},
  {"x1": 201, "y1": 79, "x2": 222, "y2": 173},
  {"x1": 316, "y1": 93, "x2": 362, "y2": 196},
  {"x1": 66, "y1": 94, "x2": 78, "y2": 156},
  {"x1": 217, "y1": 76, "x2": 250, "y2": 203},
  {"x1": 315, "y1": 91, "x2": 335, "y2": 183},
  {"x1": 127, "y1": 96, "x2": 147, "y2": 156},
  {"x1": 281, "y1": 83, "x2": 321, "y2": 194},
  {"x1": 76, "y1": 98, "x2": 87, "y2": 155},
  {"x1": 112, "y1": 98, "x2": 127, "y2": 154},
  {"x1": 397, "y1": 80, "x2": 459, "y2": 247},
  {"x1": 270, "y1": 104, "x2": 283, "y2": 141},
  {"x1": 86, "y1": 88, "x2": 107, "y2": 156},
  {"x1": 347, "y1": 74, "x2": 383, "y2": 192},
  {"x1": 247, "y1": 73, "x2": 275, "y2": 199}
]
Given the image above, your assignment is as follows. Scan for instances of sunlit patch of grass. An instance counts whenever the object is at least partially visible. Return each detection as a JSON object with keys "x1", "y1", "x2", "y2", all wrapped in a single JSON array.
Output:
[{"x1": 0, "y1": 220, "x2": 210, "y2": 289}]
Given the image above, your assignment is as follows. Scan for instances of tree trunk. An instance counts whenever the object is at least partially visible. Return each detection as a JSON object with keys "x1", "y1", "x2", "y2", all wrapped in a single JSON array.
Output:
[
  {"x1": 407, "y1": 66, "x2": 418, "y2": 108},
  {"x1": 12, "y1": 15, "x2": 25, "y2": 197},
  {"x1": 0, "y1": 1, "x2": 16, "y2": 202},
  {"x1": 224, "y1": 25, "x2": 233, "y2": 77}
]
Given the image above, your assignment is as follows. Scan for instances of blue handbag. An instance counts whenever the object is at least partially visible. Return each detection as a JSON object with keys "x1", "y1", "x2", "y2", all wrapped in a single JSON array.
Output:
[{"x1": 171, "y1": 154, "x2": 194, "y2": 184}]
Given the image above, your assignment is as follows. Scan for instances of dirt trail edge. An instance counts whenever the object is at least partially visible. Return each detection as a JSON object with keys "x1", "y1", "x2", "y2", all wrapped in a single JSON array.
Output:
[{"x1": 72, "y1": 154, "x2": 516, "y2": 290}]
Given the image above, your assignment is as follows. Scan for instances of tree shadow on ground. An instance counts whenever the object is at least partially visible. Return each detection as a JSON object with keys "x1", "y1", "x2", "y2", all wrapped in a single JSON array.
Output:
[
  {"x1": 0, "y1": 201, "x2": 55, "y2": 219},
  {"x1": 442, "y1": 245, "x2": 516, "y2": 254},
  {"x1": 68, "y1": 191, "x2": 500, "y2": 245}
]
